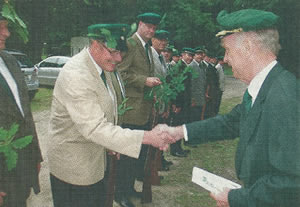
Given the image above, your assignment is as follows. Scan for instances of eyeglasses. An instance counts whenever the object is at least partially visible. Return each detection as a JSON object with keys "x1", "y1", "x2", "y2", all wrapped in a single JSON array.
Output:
[{"x1": 101, "y1": 43, "x2": 121, "y2": 56}]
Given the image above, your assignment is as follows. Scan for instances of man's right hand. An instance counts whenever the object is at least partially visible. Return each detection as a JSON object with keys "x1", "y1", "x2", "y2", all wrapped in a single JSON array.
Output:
[
  {"x1": 0, "y1": 192, "x2": 7, "y2": 206},
  {"x1": 143, "y1": 124, "x2": 177, "y2": 151},
  {"x1": 145, "y1": 77, "x2": 162, "y2": 87}
]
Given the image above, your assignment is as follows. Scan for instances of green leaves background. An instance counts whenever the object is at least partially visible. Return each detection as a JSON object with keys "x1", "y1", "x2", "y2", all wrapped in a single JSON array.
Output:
[{"x1": 0, "y1": 123, "x2": 33, "y2": 171}]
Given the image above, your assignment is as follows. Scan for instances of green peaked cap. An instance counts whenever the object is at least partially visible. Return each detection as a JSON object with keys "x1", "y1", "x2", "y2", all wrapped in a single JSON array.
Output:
[
  {"x1": 181, "y1": 47, "x2": 195, "y2": 55},
  {"x1": 194, "y1": 46, "x2": 206, "y2": 53},
  {"x1": 137, "y1": 12, "x2": 161, "y2": 25},
  {"x1": 87, "y1": 24, "x2": 130, "y2": 51},
  {"x1": 216, "y1": 9, "x2": 279, "y2": 37},
  {"x1": 154, "y1": 29, "x2": 169, "y2": 39}
]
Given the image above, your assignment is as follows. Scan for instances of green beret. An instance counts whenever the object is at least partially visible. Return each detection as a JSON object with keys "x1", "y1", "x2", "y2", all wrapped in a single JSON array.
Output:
[
  {"x1": 172, "y1": 49, "x2": 180, "y2": 57},
  {"x1": 87, "y1": 24, "x2": 130, "y2": 51},
  {"x1": 217, "y1": 56, "x2": 224, "y2": 61},
  {"x1": 206, "y1": 51, "x2": 216, "y2": 58},
  {"x1": 163, "y1": 44, "x2": 174, "y2": 52},
  {"x1": 1, "y1": 2, "x2": 29, "y2": 43},
  {"x1": 216, "y1": 9, "x2": 279, "y2": 37},
  {"x1": 137, "y1": 12, "x2": 161, "y2": 25},
  {"x1": 181, "y1": 47, "x2": 195, "y2": 55},
  {"x1": 194, "y1": 46, "x2": 206, "y2": 53},
  {"x1": 154, "y1": 30, "x2": 169, "y2": 40}
]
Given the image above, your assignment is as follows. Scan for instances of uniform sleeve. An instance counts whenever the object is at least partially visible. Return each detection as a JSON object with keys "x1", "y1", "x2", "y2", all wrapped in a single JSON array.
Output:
[{"x1": 186, "y1": 103, "x2": 241, "y2": 144}]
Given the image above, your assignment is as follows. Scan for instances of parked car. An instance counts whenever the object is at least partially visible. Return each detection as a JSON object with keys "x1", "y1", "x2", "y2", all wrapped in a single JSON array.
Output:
[
  {"x1": 4, "y1": 50, "x2": 39, "y2": 101},
  {"x1": 35, "y1": 56, "x2": 71, "y2": 87}
]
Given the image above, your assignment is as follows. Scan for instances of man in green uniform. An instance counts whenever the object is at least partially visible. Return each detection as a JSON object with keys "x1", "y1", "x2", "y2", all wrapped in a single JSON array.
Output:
[{"x1": 160, "y1": 9, "x2": 300, "y2": 207}]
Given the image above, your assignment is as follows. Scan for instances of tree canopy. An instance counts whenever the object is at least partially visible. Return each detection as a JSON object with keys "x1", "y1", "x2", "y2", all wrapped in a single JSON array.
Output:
[{"x1": 5, "y1": 0, "x2": 299, "y2": 76}]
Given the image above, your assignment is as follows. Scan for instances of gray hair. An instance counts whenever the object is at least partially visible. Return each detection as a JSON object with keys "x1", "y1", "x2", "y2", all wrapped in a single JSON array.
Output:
[{"x1": 235, "y1": 29, "x2": 281, "y2": 56}]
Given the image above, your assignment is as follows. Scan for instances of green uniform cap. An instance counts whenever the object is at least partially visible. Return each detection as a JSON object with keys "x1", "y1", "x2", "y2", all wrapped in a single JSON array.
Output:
[
  {"x1": 163, "y1": 44, "x2": 174, "y2": 52},
  {"x1": 1, "y1": 2, "x2": 29, "y2": 43},
  {"x1": 137, "y1": 12, "x2": 161, "y2": 25},
  {"x1": 154, "y1": 29, "x2": 169, "y2": 40},
  {"x1": 181, "y1": 47, "x2": 195, "y2": 55},
  {"x1": 194, "y1": 46, "x2": 206, "y2": 53},
  {"x1": 172, "y1": 49, "x2": 180, "y2": 57},
  {"x1": 87, "y1": 24, "x2": 130, "y2": 51},
  {"x1": 216, "y1": 9, "x2": 279, "y2": 38}
]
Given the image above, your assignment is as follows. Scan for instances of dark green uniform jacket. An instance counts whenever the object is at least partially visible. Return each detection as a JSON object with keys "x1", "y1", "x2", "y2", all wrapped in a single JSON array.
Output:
[{"x1": 186, "y1": 63, "x2": 300, "y2": 207}]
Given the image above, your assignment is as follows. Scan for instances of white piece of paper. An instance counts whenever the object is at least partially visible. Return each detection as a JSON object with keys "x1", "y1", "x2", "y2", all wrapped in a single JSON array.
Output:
[{"x1": 192, "y1": 167, "x2": 241, "y2": 194}]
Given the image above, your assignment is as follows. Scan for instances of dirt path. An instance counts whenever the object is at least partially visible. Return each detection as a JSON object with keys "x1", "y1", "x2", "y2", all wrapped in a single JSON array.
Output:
[{"x1": 27, "y1": 75, "x2": 247, "y2": 207}]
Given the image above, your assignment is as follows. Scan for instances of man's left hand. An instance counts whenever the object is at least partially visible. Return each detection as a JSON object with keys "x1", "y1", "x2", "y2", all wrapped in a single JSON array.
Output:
[{"x1": 210, "y1": 188, "x2": 230, "y2": 207}]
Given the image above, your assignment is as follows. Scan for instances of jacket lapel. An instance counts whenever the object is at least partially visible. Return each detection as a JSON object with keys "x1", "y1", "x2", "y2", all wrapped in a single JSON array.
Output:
[
  {"x1": 236, "y1": 64, "x2": 284, "y2": 176},
  {"x1": 83, "y1": 49, "x2": 118, "y2": 123},
  {"x1": 132, "y1": 34, "x2": 153, "y2": 73},
  {"x1": 0, "y1": 51, "x2": 25, "y2": 119}
]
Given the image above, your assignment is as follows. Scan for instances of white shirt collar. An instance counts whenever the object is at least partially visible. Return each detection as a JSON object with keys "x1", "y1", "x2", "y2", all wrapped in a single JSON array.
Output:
[
  {"x1": 248, "y1": 60, "x2": 277, "y2": 105},
  {"x1": 135, "y1": 32, "x2": 147, "y2": 48}
]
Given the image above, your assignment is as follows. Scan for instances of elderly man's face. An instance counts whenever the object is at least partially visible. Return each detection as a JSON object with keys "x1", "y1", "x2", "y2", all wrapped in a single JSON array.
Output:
[
  {"x1": 0, "y1": 20, "x2": 10, "y2": 50},
  {"x1": 151, "y1": 38, "x2": 168, "y2": 53},
  {"x1": 138, "y1": 22, "x2": 157, "y2": 41},
  {"x1": 90, "y1": 40, "x2": 122, "y2": 72},
  {"x1": 223, "y1": 34, "x2": 251, "y2": 83}
]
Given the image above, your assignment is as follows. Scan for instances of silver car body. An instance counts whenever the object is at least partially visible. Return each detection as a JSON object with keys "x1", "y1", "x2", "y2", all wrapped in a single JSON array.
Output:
[
  {"x1": 4, "y1": 50, "x2": 39, "y2": 100},
  {"x1": 36, "y1": 56, "x2": 71, "y2": 86}
]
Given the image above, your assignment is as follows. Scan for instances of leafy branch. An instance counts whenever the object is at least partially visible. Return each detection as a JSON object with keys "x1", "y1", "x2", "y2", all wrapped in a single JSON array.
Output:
[
  {"x1": 145, "y1": 62, "x2": 199, "y2": 112},
  {"x1": 0, "y1": 123, "x2": 33, "y2": 171},
  {"x1": 118, "y1": 97, "x2": 133, "y2": 116},
  {"x1": 1, "y1": 1, "x2": 29, "y2": 43}
]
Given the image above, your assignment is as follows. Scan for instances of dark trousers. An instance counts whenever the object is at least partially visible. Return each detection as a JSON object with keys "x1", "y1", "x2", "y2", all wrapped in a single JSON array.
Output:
[
  {"x1": 189, "y1": 106, "x2": 203, "y2": 122},
  {"x1": 50, "y1": 174, "x2": 106, "y2": 207},
  {"x1": 115, "y1": 123, "x2": 150, "y2": 199}
]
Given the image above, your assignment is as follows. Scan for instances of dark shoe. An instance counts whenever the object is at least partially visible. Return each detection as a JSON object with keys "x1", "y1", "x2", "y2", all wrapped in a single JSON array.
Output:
[
  {"x1": 162, "y1": 159, "x2": 173, "y2": 166},
  {"x1": 171, "y1": 151, "x2": 187, "y2": 157},
  {"x1": 184, "y1": 143, "x2": 198, "y2": 148},
  {"x1": 159, "y1": 165, "x2": 169, "y2": 171},
  {"x1": 183, "y1": 149, "x2": 191, "y2": 154},
  {"x1": 115, "y1": 196, "x2": 135, "y2": 207},
  {"x1": 128, "y1": 189, "x2": 142, "y2": 199}
]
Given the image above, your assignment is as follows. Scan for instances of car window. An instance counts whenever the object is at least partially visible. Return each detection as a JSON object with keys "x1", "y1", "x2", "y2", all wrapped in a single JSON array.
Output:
[
  {"x1": 39, "y1": 58, "x2": 59, "y2": 67},
  {"x1": 57, "y1": 58, "x2": 69, "y2": 67},
  {"x1": 13, "y1": 54, "x2": 34, "y2": 68}
]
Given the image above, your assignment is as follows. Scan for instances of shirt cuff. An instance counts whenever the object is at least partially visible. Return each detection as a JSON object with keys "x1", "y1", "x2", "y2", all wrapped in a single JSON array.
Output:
[{"x1": 183, "y1": 124, "x2": 188, "y2": 141}]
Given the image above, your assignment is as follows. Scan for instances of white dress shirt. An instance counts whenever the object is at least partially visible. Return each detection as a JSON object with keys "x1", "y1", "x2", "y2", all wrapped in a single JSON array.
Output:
[{"x1": 0, "y1": 57, "x2": 24, "y2": 117}]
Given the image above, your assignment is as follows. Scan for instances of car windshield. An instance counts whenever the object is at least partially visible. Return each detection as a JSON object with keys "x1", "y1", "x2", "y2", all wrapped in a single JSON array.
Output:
[{"x1": 13, "y1": 54, "x2": 34, "y2": 68}]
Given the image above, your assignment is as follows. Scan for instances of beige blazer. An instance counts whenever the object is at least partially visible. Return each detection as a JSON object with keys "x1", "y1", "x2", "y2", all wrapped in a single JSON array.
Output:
[
  {"x1": 117, "y1": 33, "x2": 154, "y2": 126},
  {"x1": 48, "y1": 49, "x2": 144, "y2": 186}
]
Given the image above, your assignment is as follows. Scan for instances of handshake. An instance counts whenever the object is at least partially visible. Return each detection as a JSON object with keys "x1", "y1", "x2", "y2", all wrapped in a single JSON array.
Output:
[{"x1": 143, "y1": 124, "x2": 185, "y2": 151}]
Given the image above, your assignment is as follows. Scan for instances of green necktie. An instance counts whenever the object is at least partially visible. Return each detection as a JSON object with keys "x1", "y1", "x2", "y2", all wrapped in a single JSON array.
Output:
[
  {"x1": 145, "y1": 42, "x2": 150, "y2": 64},
  {"x1": 100, "y1": 72, "x2": 107, "y2": 88},
  {"x1": 243, "y1": 89, "x2": 252, "y2": 113},
  {"x1": 159, "y1": 55, "x2": 164, "y2": 64}
]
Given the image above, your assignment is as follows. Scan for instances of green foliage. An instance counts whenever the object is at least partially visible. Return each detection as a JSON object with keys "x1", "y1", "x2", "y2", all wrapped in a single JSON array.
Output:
[
  {"x1": 117, "y1": 97, "x2": 133, "y2": 116},
  {"x1": 1, "y1": 1, "x2": 29, "y2": 43},
  {"x1": 100, "y1": 28, "x2": 117, "y2": 49},
  {"x1": 145, "y1": 62, "x2": 199, "y2": 112},
  {"x1": 0, "y1": 123, "x2": 33, "y2": 171}
]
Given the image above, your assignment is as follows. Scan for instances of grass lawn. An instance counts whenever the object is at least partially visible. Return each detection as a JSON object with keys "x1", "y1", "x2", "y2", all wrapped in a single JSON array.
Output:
[{"x1": 31, "y1": 87, "x2": 53, "y2": 112}]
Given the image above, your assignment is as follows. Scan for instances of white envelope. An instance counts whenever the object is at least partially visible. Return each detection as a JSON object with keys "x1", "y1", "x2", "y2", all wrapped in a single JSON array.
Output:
[{"x1": 192, "y1": 167, "x2": 241, "y2": 194}]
